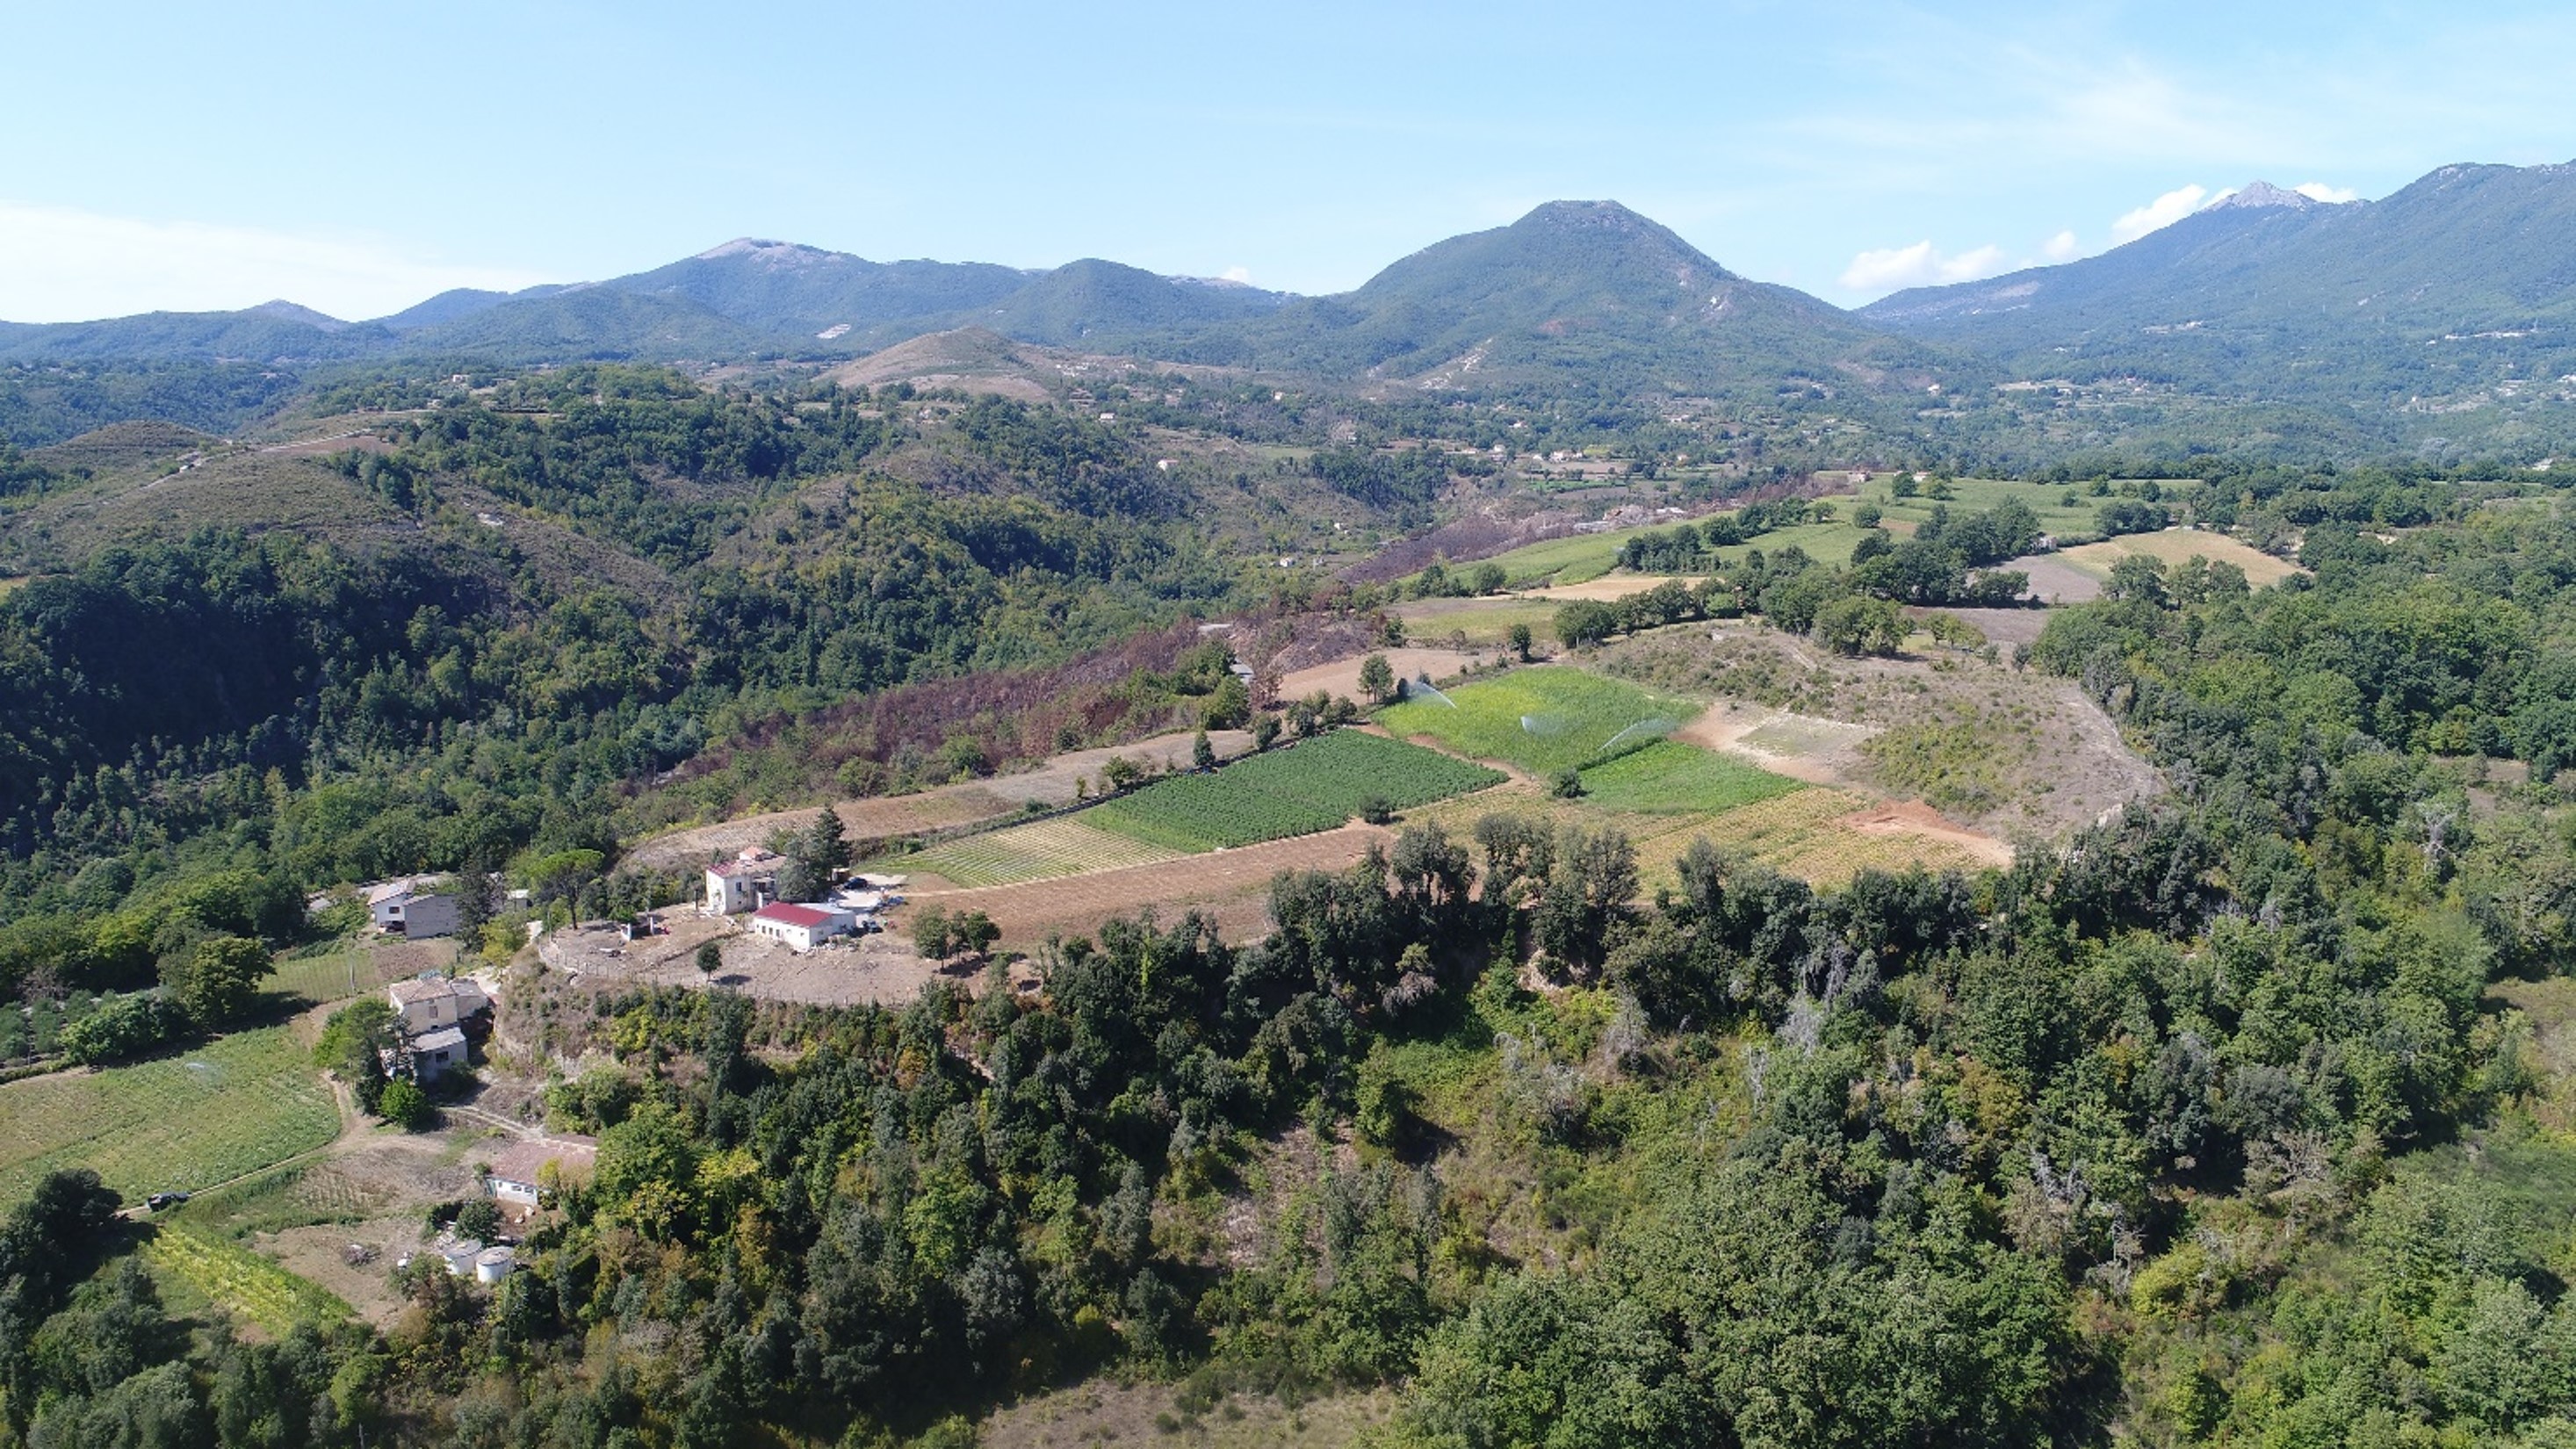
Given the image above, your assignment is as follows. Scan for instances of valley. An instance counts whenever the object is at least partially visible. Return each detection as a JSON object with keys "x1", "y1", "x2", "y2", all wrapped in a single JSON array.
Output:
[{"x1": 6, "y1": 148, "x2": 2576, "y2": 1449}]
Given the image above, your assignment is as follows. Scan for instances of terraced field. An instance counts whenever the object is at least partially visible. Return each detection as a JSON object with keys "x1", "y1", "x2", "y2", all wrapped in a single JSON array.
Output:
[
  {"x1": 0, "y1": 1025, "x2": 340, "y2": 1204},
  {"x1": 899, "y1": 816, "x2": 1184, "y2": 887}
]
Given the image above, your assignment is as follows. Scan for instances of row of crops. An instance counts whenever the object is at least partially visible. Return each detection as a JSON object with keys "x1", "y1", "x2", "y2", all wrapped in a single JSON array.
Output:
[{"x1": 1088, "y1": 730, "x2": 1505, "y2": 852}]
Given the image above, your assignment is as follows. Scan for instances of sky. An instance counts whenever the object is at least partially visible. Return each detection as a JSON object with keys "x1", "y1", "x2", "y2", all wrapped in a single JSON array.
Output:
[{"x1": 7, "y1": 0, "x2": 2576, "y2": 323}]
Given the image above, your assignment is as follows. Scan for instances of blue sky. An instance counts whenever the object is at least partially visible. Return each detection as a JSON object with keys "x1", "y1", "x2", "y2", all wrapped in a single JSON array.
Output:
[{"x1": 7, "y1": 0, "x2": 2575, "y2": 322}]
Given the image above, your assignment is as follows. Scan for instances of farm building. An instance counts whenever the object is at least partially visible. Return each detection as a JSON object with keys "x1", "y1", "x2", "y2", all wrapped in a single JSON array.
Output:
[
  {"x1": 746, "y1": 901, "x2": 856, "y2": 952},
  {"x1": 408, "y1": 1025, "x2": 468, "y2": 1080},
  {"x1": 367, "y1": 877, "x2": 460, "y2": 939},
  {"x1": 483, "y1": 1136, "x2": 597, "y2": 1210},
  {"x1": 386, "y1": 975, "x2": 492, "y2": 1081},
  {"x1": 389, "y1": 976, "x2": 491, "y2": 1035},
  {"x1": 705, "y1": 849, "x2": 782, "y2": 915}
]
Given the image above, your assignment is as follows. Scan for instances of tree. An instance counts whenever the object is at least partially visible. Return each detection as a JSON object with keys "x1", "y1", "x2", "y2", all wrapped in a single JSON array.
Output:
[
  {"x1": 1853, "y1": 501, "x2": 1883, "y2": 529},
  {"x1": 1509, "y1": 622, "x2": 1534, "y2": 661},
  {"x1": 805, "y1": 806, "x2": 853, "y2": 878},
  {"x1": 1555, "y1": 600, "x2": 1620, "y2": 649},
  {"x1": 379, "y1": 1078, "x2": 431, "y2": 1129},
  {"x1": 1811, "y1": 595, "x2": 1905, "y2": 657},
  {"x1": 1252, "y1": 714, "x2": 1281, "y2": 751},
  {"x1": 696, "y1": 941, "x2": 722, "y2": 977},
  {"x1": 1358, "y1": 653, "x2": 1396, "y2": 704},
  {"x1": 1473, "y1": 563, "x2": 1508, "y2": 595},
  {"x1": 913, "y1": 905, "x2": 956, "y2": 961},
  {"x1": 316, "y1": 996, "x2": 399, "y2": 1095},
  {"x1": 1193, "y1": 730, "x2": 1216, "y2": 771},
  {"x1": 950, "y1": 910, "x2": 999, "y2": 957},
  {"x1": 2105, "y1": 552, "x2": 2171, "y2": 606},
  {"x1": 172, "y1": 934, "x2": 273, "y2": 1027},
  {"x1": 1202, "y1": 675, "x2": 1252, "y2": 731}
]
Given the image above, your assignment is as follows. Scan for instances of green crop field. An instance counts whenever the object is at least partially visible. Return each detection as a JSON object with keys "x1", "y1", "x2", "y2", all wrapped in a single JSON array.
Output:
[
  {"x1": 1376, "y1": 666, "x2": 1700, "y2": 776},
  {"x1": 1089, "y1": 775, "x2": 1346, "y2": 851},
  {"x1": 898, "y1": 817, "x2": 1184, "y2": 886},
  {"x1": 143, "y1": 1222, "x2": 352, "y2": 1335},
  {"x1": 1575, "y1": 739, "x2": 1802, "y2": 814},
  {"x1": 0, "y1": 1025, "x2": 341, "y2": 1206},
  {"x1": 1089, "y1": 731, "x2": 1504, "y2": 852}
]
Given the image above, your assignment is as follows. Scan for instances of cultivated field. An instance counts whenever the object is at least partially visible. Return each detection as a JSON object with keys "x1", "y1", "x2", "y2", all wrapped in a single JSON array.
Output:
[
  {"x1": 143, "y1": 1222, "x2": 353, "y2": 1336},
  {"x1": 624, "y1": 727, "x2": 1254, "y2": 874},
  {"x1": 265, "y1": 938, "x2": 459, "y2": 1006},
  {"x1": 900, "y1": 816, "x2": 1185, "y2": 887},
  {"x1": 1375, "y1": 666, "x2": 1699, "y2": 776},
  {"x1": 1575, "y1": 738, "x2": 1802, "y2": 814},
  {"x1": 1089, "y1": 731, "x2": 1504, "y2": 852},
  {"x1": 1389, "y1": 595, "x2": 1565, "y2": 649},
  {"x1": 0, "y1": 1024, "x2": 340, "y2": 1204},
  {"x1": 2054, "y1": 529, "x2": 2303, "y2": 587}
]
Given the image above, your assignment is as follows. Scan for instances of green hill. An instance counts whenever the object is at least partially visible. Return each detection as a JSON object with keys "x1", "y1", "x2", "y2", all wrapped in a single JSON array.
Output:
[
  {"x1": 1861, "y1": 161, "x2": 2576, "y2": 409},
  {"x1": 1165, "y1": 199, "x2": 1952, "y2": 397}
]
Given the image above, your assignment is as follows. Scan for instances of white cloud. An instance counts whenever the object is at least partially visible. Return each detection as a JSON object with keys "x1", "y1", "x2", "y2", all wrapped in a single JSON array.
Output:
[
  {"x1": 2109, "y1": 184, "x2": 2208, "y2": 243},
  {"x1": 1838, "y1": 240, "x2": 2007, "y2": 293},
  {"x1": 0, "y1": 201, "x2": 552, "y2": 324},
  {"x1": 2293, "y1": 181, "x2": 2358, "y2": 204},
  {"x1": 1220, "y1": 264, "x2": 1252, "y2": 284},
  {"x1": 2042, "y1": 229, "x2": 2080, "y2": 262}
]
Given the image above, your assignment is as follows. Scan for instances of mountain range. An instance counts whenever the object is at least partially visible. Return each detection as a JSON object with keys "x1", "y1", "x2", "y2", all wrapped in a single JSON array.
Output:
[{"x1": 6, "y1": 156, "x2": 2576, "y2": 450}]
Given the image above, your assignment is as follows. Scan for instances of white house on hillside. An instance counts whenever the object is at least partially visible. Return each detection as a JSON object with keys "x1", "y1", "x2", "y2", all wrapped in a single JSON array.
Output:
[
  {"x1": 386, "y1": 976, "x2": 492, "y2": 1081},
  {"x1": 368, "y1": 878, "x2": 461, "y2": 939},
  {"x1": 705, "y1": 849, "x2": 782, "y2": 915}
]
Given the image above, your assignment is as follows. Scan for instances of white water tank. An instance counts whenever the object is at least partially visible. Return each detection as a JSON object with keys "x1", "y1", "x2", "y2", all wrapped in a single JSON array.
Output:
[{"x1": 474, "y1": 1246, "x2": 515, "y2": 1284}]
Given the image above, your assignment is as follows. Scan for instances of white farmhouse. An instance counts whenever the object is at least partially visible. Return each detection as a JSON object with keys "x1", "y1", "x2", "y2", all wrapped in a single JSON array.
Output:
[
  {"x1": 367, "y1": 878, "x2": 460, "y2": 939},
  {"x1": 704, "y1": 849, "x2": 782, "y2": 915}
]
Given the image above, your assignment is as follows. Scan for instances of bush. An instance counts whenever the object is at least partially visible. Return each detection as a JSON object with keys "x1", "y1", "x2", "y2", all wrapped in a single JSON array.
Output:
[
  {"x1": 57, "y1": 992, "x2": 187, "y2": 1066},
  {"x1": 379, "y1": 1078, "x2": 432, "y2": 1130}
]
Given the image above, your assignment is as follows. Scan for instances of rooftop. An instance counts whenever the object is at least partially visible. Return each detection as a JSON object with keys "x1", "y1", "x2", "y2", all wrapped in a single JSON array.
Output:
[{"x1": 753, "y1": 902, "x2": 837, "y2": 929}]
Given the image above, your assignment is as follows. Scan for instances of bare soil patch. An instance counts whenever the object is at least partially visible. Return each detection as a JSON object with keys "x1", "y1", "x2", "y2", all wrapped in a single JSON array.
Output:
[
  {"x1": 908, "y1": 822, "x2": 1396, "y2": 948},
  {"x1": 538, "y1": 912, "x2": 956, "y2": 1006},
  {"x1": 1516, "y1": 573, "x2": 1696, "y2": 602},
  {"x1": 2006, "y1": 554, "x2": 2103, "y2": 603},
  {"x1": 1905, "y1": 605, "x2": 2054, "y2": 649},
  {"x1": 624, "y1": 728, "x2": 1253, "y2": 874},
  {"x1": 1840, "y1": 799, "x2": 2016, "y2": 868},
  {"x1": 981, "y1": 1381, "x2": 1397, "y2": 1449},
  {"x1": 1279, "y1": 648, "x2": 1482, "y2": 702},
  {"x1": 1675, "y1": 702, "x2": 1874, "y2": 786}
]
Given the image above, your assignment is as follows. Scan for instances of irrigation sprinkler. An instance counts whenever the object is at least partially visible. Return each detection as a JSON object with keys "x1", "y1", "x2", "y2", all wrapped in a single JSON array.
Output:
[
  {"x1": 1407, "y1": 681, "x2": 1460, "y2": 709},
  {"x1": 1591, "y1": 717, "x2": 1678, "y2": 760}
]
